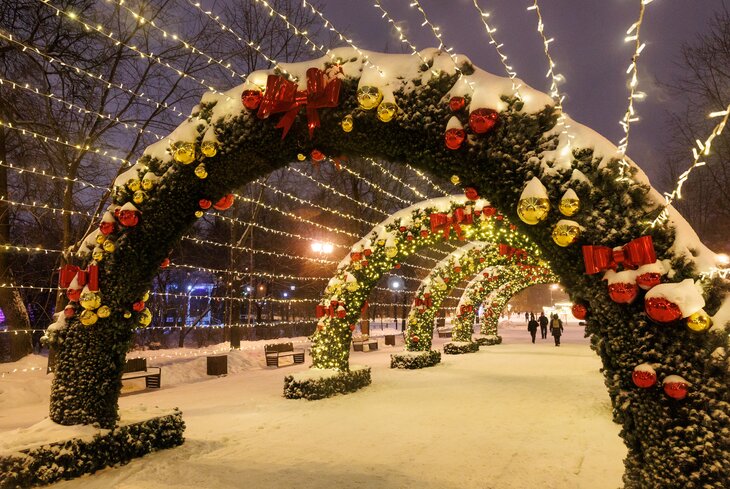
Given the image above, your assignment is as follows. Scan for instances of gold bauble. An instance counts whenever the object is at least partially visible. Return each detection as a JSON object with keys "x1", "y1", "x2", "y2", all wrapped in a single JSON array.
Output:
[
  {"x1": 79, "y1": 290, "x2": 101, "y2": 310},
  {"x1": 376, "y1": 101, "x2": 397, "y2": 122},
  {"x1": 142, "y1": 291, "x2": 150, "y2": 302},
  {"x1": 385, "y1": 246, "x2": 398, "y2": 258},
  {"x1": 127, "y1": 179, "x2": 141, "y2": 192},
  {"x1": 123, "y1": 311, "x2": 132, "y2": 319},
  {"x1": 346, "y1": 281, "x2": 359, "y2": 293},
  {"x1": 376, "y1": 239, "x2": 386, "y2": 247},
  {"x1": 97, "y1": 305, "x2": 111, "y2": 318},
  {"x1": 174, "y1": 142, "x2": 196, "y2": 164},
  {"x1": 341, "y1": 114, "x2": 354, "y2": 132},
  {"x1": 352, "y1": 261, "x2": 362, "y2": 270},
  {"x1": 194, "y1": 163, "x2": 208, "y2": 179},
  {"x1": 141, "y1": 178, "x2": 155, "y2": 191},
  {"x1": 138, "y1": 308, "x2": 153, "y2": 327},
  {"x1": 551, "y1": 223, "x2": 581, "y2": 247},
  {"x1": 450, "y1": 175, "x2": 461, "y2": 185},
  {"x1": 357, "y1": 86, "x2": 383, "y2": 110},
  {"x1": 201, "y1": 141, "x2": 217, "y2": 157},
  {"x1": 92, "y1": 248, "x2": 104, "y2": 262},
  {"x1": 79, "y1": 309, "x2": 98, "y2": 326},
  {"x1": 436, "y1": 282, "x2": 448, "y2": 291},
  {"x1": 517, "y1": 197, "x2": 550, "y2": 225},
  {"x1": 195, "y1": 210, "x2": 204, "y2": 218},
  {"x1": 133, "y1": 190, "x2": 146, "y2": 205},
  {"x1": 297, "y1": 153, "x2": 306, "y2": 161},
  {"x1": 103, "y1": 239, "x2": 116, "y2": 253},
  {"x1": 95, "y1": 233, "x2": 106, "y2": 245},
  {"x1": 686, "y1": 310, "x2": 712, "y2": 333},
  {"x1": 559, "y1": 198, "x2": 580, "y2": 217}
]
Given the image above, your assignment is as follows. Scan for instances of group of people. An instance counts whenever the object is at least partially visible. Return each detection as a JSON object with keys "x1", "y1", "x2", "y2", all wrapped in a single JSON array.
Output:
[{"x1": 526, "y1": 312, "x2": 564, "y2": 346}]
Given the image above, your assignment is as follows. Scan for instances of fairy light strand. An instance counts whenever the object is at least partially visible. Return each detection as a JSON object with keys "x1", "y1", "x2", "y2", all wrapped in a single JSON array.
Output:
[
  {"x1": 181, "y1": 235, "x2": 338, "y2": 265},
  {"x1": 404, "y1": 164, "x2": 450, "y2": 196},
  {"x1": 0, "y1": 159, "x2": 108, "y2": 191},
  {"x1": 334, "y1": 158, "x2": 413, "y2": 206},
  {"x1": 366, "y1": 158, "x2": 428, "y2": 200}
]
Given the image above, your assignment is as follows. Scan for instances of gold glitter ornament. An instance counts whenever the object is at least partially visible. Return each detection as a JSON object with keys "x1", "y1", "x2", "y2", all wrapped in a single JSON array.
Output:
[
  {"x1": 357, "y1": 86, "x2": 382, "y2": 110},
  {"x1": 518, "y1": 197, "x2": 550, "y2": 225},
  {"x1": 194, "y1": 164, "x2": 208, "y2": 179},
  {"x1": 195, "y1": 210, "x2": 204, "y2": 218},
  {"x1": 92, "y1": 247, "x2": 104, "y2": 262},
  {"x1": 385, "y1": 246, "x2": 398, "y2": 258},
  {"x1": 174, "y1": 142, "x2": 196, "y2": 164},
  {"x1": 79, "y1": 290, "x2": 101, "y2": 310},
  {"x1": 551, "y1": 220, "x2": 581, "y2": 247},
  {"x1": 95, "y1": 234, "x2": 106, "y2": 245},
  {"x1": 127, "y1": 179, "x2": 141, "y2": 192},
  {"x1": 376, "y1": 101, "x2": 397, "y2": 122},
  {"x1": 341, "y1": 114, "x2": 354, "y2": 132},
  {"x1": 102, "y1": 239, "x2": 116, "y2": 253},
  {"x1": 686, "y1": 310, "x2": 712, "y2": 333},
  {"x1": 123, "y1": 311, "x2": 132, "y2": 319},
  {"x1": 138, "y1": 308, "x2": 153, "y2": 327},
  {"x1": 201, "y1": 141, "x2": 217, "y2": 157},
  {"x1": 142, "y1": 291, "x2": 150, "y2": 302},
  {"x1": 450, "y1": 175, "x2": 461, "y2": 185},
  {"x1": 559, "y1": 189, "x2": 580, "y2": 217},
  {"x1": 79, "y1": 309, "x2": 98, "y2": 326},
  {"x1": 297, "y1": 153, "x2": 306, "y2": 161},
  {"x1": 141, "y1": 176, "x2": 156, "y2": 191},
  {"x1": 97, "y1": 305, "x2": 111, "y2": 318},
  {"x1": 133, "y1": 190, "x2": 146, "y2": 205}
]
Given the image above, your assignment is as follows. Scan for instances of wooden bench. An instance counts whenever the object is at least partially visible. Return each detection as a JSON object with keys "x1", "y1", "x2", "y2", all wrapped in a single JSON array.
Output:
[
  {"x1": 265, "y1": 342, "x2": 305, "y2": 367},
  {"x1": 122, "y1": 358, "x2": 161, "y2": 389},
  {"x1": 352, "y1": 338, "x2": 378, "y2": 351},
  {"x1": 437, "y1": 328, "x2": 452, "y2": 338}
]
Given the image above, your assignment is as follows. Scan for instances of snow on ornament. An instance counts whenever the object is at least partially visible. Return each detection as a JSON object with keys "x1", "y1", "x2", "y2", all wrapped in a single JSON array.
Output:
[
  {"x1": 127, "y1": 178, "x2": 141, "y2": 192},
  {"x1": 213, "y1": 194, "x2": 235, "y2": 211},
  {"x1": 345, "y1": 273, "x2": 359, "y2": 292},
  {"x1": 141, "y1": 171, "x2": 159, "y2": 191},
  {"x1": 64, "y1": 304, "x2": 76, "y2": 318},
  {"x1": 635, "y1": 261, "x2": 666, "y2": 290},
  {"x1": 558, "y1": 189, "x2": 580, "y2": 217},
  {"x1": 99, "y1": 211, "x2": 116, "y2": 235},
  {"x1": 449, "y1": 96, "x2": 465, "y2": 112},
  {"x1": 133, "y1": 190, "x2": 146, "y2": 204},
  {"x1": 644, "y1": 279, "x2": 705, "y2": 323},
  {"x1": 551, "y1": 219, "x2": 581, "y2": 247},
  {"x1": 337, "y1": 305, "x2": 346, "y2": 319},
  {"x1": 662, "y1": 375, "x2": 689, "y2": 400},
  {"x1": 79, "y1": 286, "x2": 101, "y2": 311},
  {"x1": 118, "y1": 202, "x2": 140, "y2": 227},
  {"x1": 603, "y1": 270, "x2": 638, "y2": 304},
  {"x1": 241, "y1": 89, "x2": 263, "y2": 110},
  {"x1": 517, "y1": 177, "x2": 550, "y2": 225},
  {"x1": 444, "y1": 116, "x2": 466, "y2": 150},
  {"x1": 571, "y1": 303, "x2": 587, "y2": 320},
  {"x1": 469, "y1": 107, "x2": 499, "y2": 134},
  {"x1": 357, "y1": 86, "x2": 382, "y2": 110},
  {"x1": 632, "y1": 364, "x2": 657, "y2": 388},
  {"x1": 686, "y1": 309, "x2": 712, "y2": 333},
  {"x1": 66, "y1": 274, "x2": 82, "y2": 302}
]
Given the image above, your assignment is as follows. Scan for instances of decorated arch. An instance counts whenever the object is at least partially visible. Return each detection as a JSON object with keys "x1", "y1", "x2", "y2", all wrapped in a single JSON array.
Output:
[{"x1": 47, "y1": 48, "x2": 729, "y2": 486}]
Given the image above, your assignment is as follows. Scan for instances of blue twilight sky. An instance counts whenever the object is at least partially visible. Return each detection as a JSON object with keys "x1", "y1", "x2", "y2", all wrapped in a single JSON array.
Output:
[{"x1": 309, "y1": 0, "x2": 723, "y2": 190}]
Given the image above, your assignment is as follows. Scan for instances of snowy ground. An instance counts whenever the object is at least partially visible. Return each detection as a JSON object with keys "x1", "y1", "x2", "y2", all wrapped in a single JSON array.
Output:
[{"x1": 1, "y1": 319, "x2": 626, "y2": 488}]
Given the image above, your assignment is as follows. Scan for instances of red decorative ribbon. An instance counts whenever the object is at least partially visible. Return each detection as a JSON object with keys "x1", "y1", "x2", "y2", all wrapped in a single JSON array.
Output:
[
  {"x1": 316, "y1": 304, "x2": 335, "y2": 318},
  {"x1": 256, "y1": 68, "x2": 342, "y2": 139},
  {"x1": 498, "y1": 244, "x2": 527, "y2": 262},
  {"x1": 59, "y1": 264, "x2": 99, "y2": 292},
  {"x1": 582, "y1": 236, "x2": 656, "y2": 275},
  {"x1": 460, "y1": 304, "x2": 473, "y2": 315},
  {"x1": 429, "y1": 207, "x2": 472, "y2": 240},
  {"x1": 414, "y1": 297, "x2": 433, "y2": 309}
]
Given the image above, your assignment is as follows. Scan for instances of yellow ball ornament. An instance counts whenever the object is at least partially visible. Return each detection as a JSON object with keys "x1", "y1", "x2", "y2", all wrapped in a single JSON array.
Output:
[
  {"x1": 436, "y1": 281, "x2": 448, "y2": 292},
  {"x1": 346, "y1": 281, "x2": 359, "y2": 293},
  {"x1": 127, "y1": 179, "x2": 141, "y2": 192},
  {"x1": 201, "y1": 141, "x2": 217, "y2": 157},
  {"x1": 297, "y1": 153, "x2": 306, "y2": 161},
  {"x1": 97, "y1": 305, "x2": 111, "y2": 318},
  {"x1": 95, "y1": 233, "x2": 106, "y2": 245},
  {"x1": 352, "y1": 261, "x2": 362, "y2": 271},
  {"x1": 194, "y1": 164, "x2": 208, "y2": 179},
  {"x1": 142, "y1": 178, "x2": 155, "y2": 191},
  {"x1": 138, "y1": 308, "x2": 153, "y2": 327},
  {"x1": 377, "y1": 239, "x2": 386, "y2": 247},
  {"x1": 79, "y1": 309, "x2": 98, "y2": 326},
  {"x1": 79, "y1": 290, "x2": 101, "y2": 310},
  {"x1": 102, "y1": 239, "x2": 116, "y2": 253},
  {"x1": 357, "y1": 86, "x2": 383, "y2": 110},
  {"x1": 142, "y1": 291, "x2": 150, "y2": 302},
  {"x1": 517, "y1": 197, "x2": 550, "y2": 225},
  {"x1": 195, "y1": 210, "x2": 204, "y2": 218},
  {"x1": 123, "y1": 311, "x2": 132, "y2": 319},
  {"x1": 341, "y1": 114, "x2": 354, "y2": 132},
  {"x1": 559, "y1": 189, "x2": 580, "y2": 217},
  {"x1": 92, "y1": 248, "x2": 104, "y2": 262},
  {"x1": 385, "y1": 246, "x2": 398, "y2": 258},
  {"x1": 686, "y1": 310, "x2": 712, "y2": 333},
  {"x1": 551, "y1": 221, "x2": 581, "y2": 247},
  {"x1": 174, "y1": 142, "x2": 196, "y2": 164},
  {"x1": 450, "y1": 175, "x2": 461, "y2": 185},
  {"x1": 376, "y1": 101, "x2": 397, "y2": 122},
  {"x1": 133, "y1": 190, "x2": 146, "y2": 205}
]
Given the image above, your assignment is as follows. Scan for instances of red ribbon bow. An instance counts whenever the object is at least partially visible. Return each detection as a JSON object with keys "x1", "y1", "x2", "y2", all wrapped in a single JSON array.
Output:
[
  {"x1": 582, "y1": 236, "x2": 656, "y2": 275},
  {"x1": 59, "y1": 264, "x2": 99, "y2": 292},
  {"x1": 430, "y1": 207, "x2": 472, "y2": 240},
  {"x1": 257, "y1": 68, "x2": 342, "y2": 139},
  {"x1": 498, "y1": 244, "x2": 527, "y2": 262},
  {"x1": 414, "y1": 297, "x2": 433, "y2": 309}
]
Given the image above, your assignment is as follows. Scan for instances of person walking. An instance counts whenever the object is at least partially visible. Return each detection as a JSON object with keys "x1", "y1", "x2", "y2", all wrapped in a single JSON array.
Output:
[
  {"x1": 550, "y1": 313, "x2": 564, "y2": 346},
  {"x1": 538, "y1": 312, "x2": 548, "y2": 339},
  {"x1": 527, "y1": 313, "x2": 539, "y2": 343}
]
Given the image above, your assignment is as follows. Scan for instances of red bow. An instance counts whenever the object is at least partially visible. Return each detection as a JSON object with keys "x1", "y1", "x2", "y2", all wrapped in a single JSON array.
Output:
[
  {"x1": 59, "y1": 263, "x2": 99, "y2": 292},
  {"x1": 582, "y1": 236, "x2": 656, "y2": 275},
  {"x1": 415, "y1": 297, "x2": 433, "y2": 309},
  {"x1": 316, "y1": 304, "x2": 335, "y2": 318},
  {"x1": 499, "y1": 244, "x2": 527, "y2": 262},
  {"x1": 430, "y1": 207, "x2": 471, "y2": 240},
  {"x1": 257, "y1": 68, "x2": 342, "y2": 139},
  {"x1": 460, "y1": 304, "x2": 473, "y2": 315}
]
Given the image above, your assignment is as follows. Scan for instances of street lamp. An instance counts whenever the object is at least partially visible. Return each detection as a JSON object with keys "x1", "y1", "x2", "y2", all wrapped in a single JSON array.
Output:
[
  {"x1": 388, "y1": 276, "x2": 405, "y2": 330},
  {"x1": 311, "y1": 241, "x2": 334, "y2": 254}
]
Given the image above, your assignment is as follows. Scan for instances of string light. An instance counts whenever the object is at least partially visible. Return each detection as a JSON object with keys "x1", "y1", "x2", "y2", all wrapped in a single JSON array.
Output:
[
  {"x1": 365, "y1": 158, "x2": 428, "y2": 200},
  {"x1": 181, "y1": 235, "x2": 338, "y2": 265},
  {"x1": 405, "y1": 164, "x2": 450, "y2": 196},
  {"x1": 0, "y1": 159, "x2": 108, "y2": 191},
  {"x1": 36, "y1": 0, "x2": 231, "y2": 99},
  {"x1": 469, "y1": 0, "x2": 521, "y2": 99},
  {"x1": 0, "y1": 243, "x2": 64, "y2": 255},
  {"x1": 0, "y1": 196, "x2": 97, "y2": 219},
  {"x1": 616, "y1": 0, "x2": 653, "y2": 182},
  {"x1": 170, "y1": 263, "x2": 329, "y2": 281},
  {"x1": 0, "y1": 32, "x2": 187, "y2": 119},
  {"x1": 650, "y1": 103, "x2": 730, "y2": 227},
  {"x1": 334, "y1": 158, "x2": 413, "y2": 206}
]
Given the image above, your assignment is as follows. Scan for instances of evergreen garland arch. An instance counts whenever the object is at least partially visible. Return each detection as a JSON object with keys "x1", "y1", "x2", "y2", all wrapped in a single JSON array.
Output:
[{"x1": 46, "y1": 48, "x2": 728, "y2": 487}]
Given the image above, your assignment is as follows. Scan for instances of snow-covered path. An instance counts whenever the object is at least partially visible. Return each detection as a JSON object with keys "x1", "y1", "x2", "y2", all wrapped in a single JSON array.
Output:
[{"x1": 2, "y1": 323, "x2": 626, "y2": 488}]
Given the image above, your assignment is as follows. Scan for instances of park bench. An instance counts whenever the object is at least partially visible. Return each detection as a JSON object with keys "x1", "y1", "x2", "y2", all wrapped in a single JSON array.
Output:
[
  {"x1": 265, "y1": 342, "x2": 305, "y2": 367},
  {"x1": 352, "y1": 338, "x2": 378, "y2": 351},
  {"x1": 436, "y1": 328, "x2": 452, "y2": 338},
  {"x1": 121, "y1": 357, "x2": 161, "y2": 389}
]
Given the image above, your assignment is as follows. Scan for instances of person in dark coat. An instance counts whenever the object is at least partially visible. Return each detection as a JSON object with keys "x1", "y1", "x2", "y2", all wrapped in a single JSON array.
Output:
[
  {"x1": 527, "y1": 313, "x2": 539, "y2": 343},
  {"x1": 550, "y1": 314, "x2": 564, "y2": 346},
  {"x1": 538, "y1": 312, "x2": 548, "y2": 339}
]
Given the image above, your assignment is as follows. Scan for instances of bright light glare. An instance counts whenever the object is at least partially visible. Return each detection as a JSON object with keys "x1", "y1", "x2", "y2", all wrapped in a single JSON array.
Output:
[
  {"x1": 311, "y1": 242, "x2": 322, "y2": 252},
  {"x1": 716, "y1": 254, "x2": 730, "y2": 265},
  {"x1": 550, "y1": 283, "x2": 560, "y2": 290},
  {"x1": 322, "y1": 243, "x2": 334, "y2": 253}
]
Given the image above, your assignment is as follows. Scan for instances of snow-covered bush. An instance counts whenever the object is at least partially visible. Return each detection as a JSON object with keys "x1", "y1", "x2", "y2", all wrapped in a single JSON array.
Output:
[
  {"x1": 390, "y1": 350, "x2": 441, "y2": 369},
  {"x1": 443, "y1": 341, "x2": 480, "y2": 355},
  {"x1": 283, "y1": 367, "x2": 371, "y2": 400}
]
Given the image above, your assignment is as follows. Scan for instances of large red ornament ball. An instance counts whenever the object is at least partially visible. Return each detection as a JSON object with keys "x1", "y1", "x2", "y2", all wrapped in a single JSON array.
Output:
[
  {"x1": 631, "y1": 364, "x2": 657, "y2": 388},
  {"x1": 132, "y1": 300, "x2": 146, "y2": 312},
  {"x1": 411, "y1": 335, "x2": 419, "y2": 343},
  {"x1": 469, "y1": 108, "x2": 499, "y2": 134},
  {"x1": 118, "y1": 210, "x2": 139, "y2": 227},
  {"x1": 64, "y1": 304, "x2": 76, "y2": 318},
  {"x1": 241, "y1": 89, "x2": 262, "y2": 110},
  {"x1": 571, "y1": 303, "x2": 587, "y2": 320},
  {"x1": 444, "y1": 128, "x2": 466, "y2": 150},
  {"x1": 160, "y1": 257, "x2": 170, "y2": 269},
  {"x1": 607, "y1": 282, "x2": 638, "y2": 304},
  {"x1": 99, "y1": 221, "x2": 115, "y2": 235},
  {"x1": 363, "y1": 248, "x2": 372, "y2": 257},
  {"x1": 199, "y1": 199, "x2": 212, "y2": 210},
  {"x1": 394, "y1": 263, "x2": 401, "y2": 269},
  {"x1": 213, "y1": 194, "x2": 235, "y2": 211},
  {"x1": 449, "y1": 96, "x2": 465, "y2": 112},
  {"x1": 662, "y1": 376, "x2": 689, "y2": 400},
  {"x1": 67, "y1": 288, "x2": 81, "y2": 302},
  {"x1": 465, "y1": 187, "x2": 479, "y2": 200},
  {"x1": 311, "y1": 149, "x2": 325, "y2": 162},
  {"x1": 645, "y1": 297, "x2": 682, "y2": 323},
  {"x1": 636, "y1": 272, "x2": 661, "y2": 290}
]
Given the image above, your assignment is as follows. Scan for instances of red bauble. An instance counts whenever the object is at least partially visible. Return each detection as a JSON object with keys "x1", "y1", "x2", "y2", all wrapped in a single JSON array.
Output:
[
  {"x1": 99, "y1": 221, "x2": 115, "y2": 235},
  {"x1": 363, "y1": 248, "x2": 372, "y2": 257},
  {"x1": 424, "y1": 293, "x2": 431, "y2": 299},
  {"x1": 449, "y1": 96, "x2": 465, "y2": 112},
  {"x1": 311, "y1": 149, "x2": 325, "y2": 162},
  {"x1": 118, "y1": 210, "x2": 139, "y2": 227},
  {"x1": 482, "y1": 206, "x2": 496, "y2": 217},
  {"x1": 160, "y1": 257, "x2": 170, "y2": 269},
  {"x1": 406, "y1": 235, "x2": 413, "y2": 241},
  {"x1": 349, "y1": 324, "x2": 356, "y2": 331},
  {"x1": 663, "y1": 377, "x2": 689, "y2": 400},
  {"x1": 398, "y1": 226, "x2": 407, "y2": 232},
  {"x1": 241, "y1": 89, "x2": 262, "y2": 110},
  {"x1": 114, "y1": 207, "x2": 121, "y2": 219},
  {"x1": 337, "y1": 308, "x2": 346, "y2": 319},
  {"x1": 636, "y1": 272, "x2": 661, "y2": 290},
  {"x1": 443, "y1": 277, "x2": 450, "y2": 284},
  {"x1": 361, "y1": 260, "x2": 368, "y2": 267},
  {"x1": 607, "y1": 282, "x2": 638, "y2": 304},
  {"x1": 394, "y1": 263, "x2": 401, "y2": 269},
  {"x1": 469, "y1": 108, "x2": 499, "y2": 134},
  {"x1": 132, "y1": 301, "x2": 146, "y2": 312},
  {"x1": 411, "y1": 335, "x2": 419, "y2": 343},
  {"x1": 571, "y1": 303, "x2": 587, "y2": 320},
  {"x1": 199, "y1": 199, "x2": 212, "y2": 210},
  {"x1": 444, "y1": 128, "x2": 466, "y2": 150},
  {"x1": 351, "y1": 252, "x2": 362, "y2": 261},
  {"x1": 632, "y1": 365, "x2": 657, "y2": 388},
  {"x1": 420, "y1": 229, "x2": 429, "y2": 237},
  {"x1": 67, "y1": 288, "x2": 81, "y2": 302},
  {"x1": 479, "y1": 257, "x2": 485, "y2": 263},
  {"x1": 213, "y1": 194, "x2": 235, "y2": 211},
  {"x1": 64, "y1": 305, "x2": 76, "y2": 318},
  {"x1": 464, "y1": 187, "x2": 479, "y2": 200},
  {"x1": 454, "y1": 266, "x2": 462, "y2": 273},
  {"x1": 645, "y1": 297, "x2": 682, "y2": 323}
]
